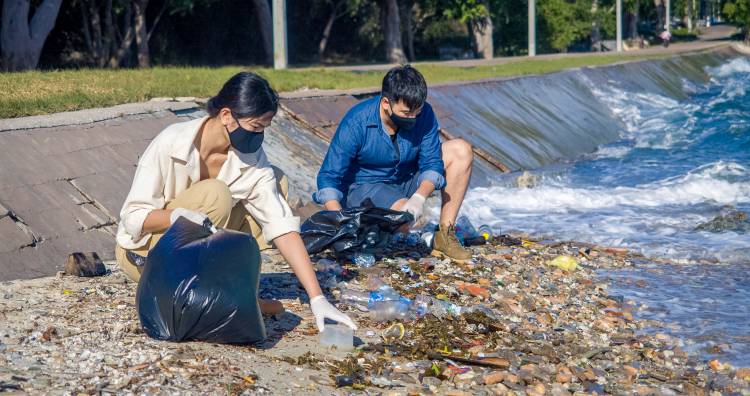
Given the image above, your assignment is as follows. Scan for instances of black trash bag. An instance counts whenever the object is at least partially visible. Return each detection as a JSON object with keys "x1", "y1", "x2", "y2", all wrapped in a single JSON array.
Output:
[
  {"x1": 301, "y1": 200, "x2": 413, "y2": 255},
  {"x1": 136, "y1": 217, "x2": 266, "y2": 344}
]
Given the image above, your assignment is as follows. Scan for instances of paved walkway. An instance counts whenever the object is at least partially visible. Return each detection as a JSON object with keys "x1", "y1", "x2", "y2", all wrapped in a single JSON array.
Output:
[{"x1": 323, "y1": 25, "x2": 739, "y2": 72}]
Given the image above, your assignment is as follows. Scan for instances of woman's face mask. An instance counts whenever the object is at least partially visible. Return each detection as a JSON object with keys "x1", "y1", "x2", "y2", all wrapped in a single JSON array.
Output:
[{"x1": 226, "y1": 114, "x2": 264, "y2": 154}]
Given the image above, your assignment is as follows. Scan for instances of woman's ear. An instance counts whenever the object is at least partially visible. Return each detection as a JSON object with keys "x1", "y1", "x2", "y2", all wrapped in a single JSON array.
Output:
[{"x1": 218, "y1": 108, "x2": 233, "y2": 128}]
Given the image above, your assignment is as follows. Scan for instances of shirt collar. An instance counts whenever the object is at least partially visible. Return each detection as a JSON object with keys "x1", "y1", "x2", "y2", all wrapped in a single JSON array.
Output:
[{"x1": 366, "y1": 96, "x2": 383, "y2": 129}]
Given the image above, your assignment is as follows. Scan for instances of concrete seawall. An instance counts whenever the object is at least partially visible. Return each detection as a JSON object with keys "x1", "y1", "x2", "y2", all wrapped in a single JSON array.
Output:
[{"x1": 0, "y1": 44, "x2": 746, "y2": 281}]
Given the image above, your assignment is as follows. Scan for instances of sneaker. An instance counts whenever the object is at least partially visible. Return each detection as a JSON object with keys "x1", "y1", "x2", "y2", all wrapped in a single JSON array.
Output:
[{"x1": 432, "y1": 224, "x2": 473, "y2": 262}]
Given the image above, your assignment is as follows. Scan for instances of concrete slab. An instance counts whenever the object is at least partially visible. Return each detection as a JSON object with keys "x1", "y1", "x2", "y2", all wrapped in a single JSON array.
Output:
[
  {"x1": 0, "y1": 216, "x2": 34, "y2": 253},
  {"x1": 0, "y1": 110, "x2": 179, "y2": 280},
  {"x1": 70, "y1": 166, "x2": 137, "y2": 217}
]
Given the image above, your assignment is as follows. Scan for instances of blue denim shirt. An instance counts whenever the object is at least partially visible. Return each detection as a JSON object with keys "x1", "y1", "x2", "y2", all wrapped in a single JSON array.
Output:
[{"x1": 313, "y1": 96, "x2": 446, "y2": 204}]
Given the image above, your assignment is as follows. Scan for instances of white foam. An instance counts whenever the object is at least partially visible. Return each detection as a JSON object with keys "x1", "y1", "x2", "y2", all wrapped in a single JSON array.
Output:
[
  {"x1": 592, "y1": 145, "x2": 632, "y2": 159},
  {"x1": 584, "y1": 75, "x2": 701, "y2": 149},
  {"x1": 462, "y1": 162, "x2": 749, "y2": 213},
  {"x1": 708, "y1": 57, "x2": 750, "y2": 78}
]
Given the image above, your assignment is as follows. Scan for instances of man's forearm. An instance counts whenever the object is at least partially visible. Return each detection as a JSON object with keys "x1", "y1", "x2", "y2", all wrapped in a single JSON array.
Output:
[
  {"x1": 324, "y1": 200, "x2": 343, "y2": 211},
  {"x1": 415, "y1": 180, "x2": 435, "y2": 198}
]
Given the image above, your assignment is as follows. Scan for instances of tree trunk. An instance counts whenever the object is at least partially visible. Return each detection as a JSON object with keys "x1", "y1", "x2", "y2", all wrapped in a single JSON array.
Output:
[
  {"x1": 655, "y1": 0, "x2": 666, "y2": 31},
  {"x1": 108, "y1": 1, "x2": 134, "y2": 68},
  {"x1": 590, "y1": 0, "x2": 601, "y2": 51},
  {"x1": 1, "y1": 0, "x2": 63, "y2": 71},
  {"x1": 471, "y1": 3, "x2": 493, "y2": 59},
  {"x1": 401, "y1": 0, "x2": 416, "y2": 61},
  {"x1": 318, "y1": 0, "x2": 342, "y2": 60},
  {"x1": 103, "y1": 0, "x2": 114, "y2": 63},
  {"x1": 87, "y1": 0, "x2": 104, "y2": 63},
  {"x1": 251, "y1": 0, "x2": 273, "y2": 65},
  {"x1": 134, "y1": 0, "x2": 150, "y2": 68},
  {"x1": 379, "y1": 0, "x2": 407, "y2": 64},
  {"x1": 630, "y1": 0, "x2": 640, "y2": 39},
  {"x1": 685, "y1": 0, "x2": 693, "y2": 31}
]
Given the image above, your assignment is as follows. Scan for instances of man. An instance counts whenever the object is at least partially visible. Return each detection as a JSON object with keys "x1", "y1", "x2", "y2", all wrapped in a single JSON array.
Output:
[{"x1": 313, "y1": 65, "x2": 474, "y2": 262}]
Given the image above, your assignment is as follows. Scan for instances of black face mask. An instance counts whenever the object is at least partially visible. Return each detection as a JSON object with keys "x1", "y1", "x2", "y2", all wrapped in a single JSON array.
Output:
[
  {"x1": 388, "y1": 104, "x2": 418, "y2": 131},
  {"x1": 227, "y1": 115, "x2": 264, "y2": 154}
]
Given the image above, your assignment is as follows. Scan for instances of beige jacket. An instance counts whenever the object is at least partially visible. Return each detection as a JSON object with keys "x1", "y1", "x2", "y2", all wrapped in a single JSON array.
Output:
[{"x1": 116, "y1": 116, "x2": 299, "y2": 250}]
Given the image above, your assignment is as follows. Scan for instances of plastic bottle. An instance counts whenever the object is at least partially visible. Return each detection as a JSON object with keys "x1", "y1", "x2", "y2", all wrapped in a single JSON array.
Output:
[
  {"x1": 365, "y1": 276, "x2": 387, "y2": 291},
  {"x1": 316, "y1": 258, "x2": 343, "y2": 275},
  {"x1": 412, "y1": 295, "x2": 432, "y2": 318},
  {"x1": 369, "y1": 300, "x2": 411, "y2": 321},
  {"x1": 420, "y1": 222, "x2": 439, "y2": 248},
  {"x1": 353, "y1": 253, "x2": 376, "y2": 268},
  {"x1": 477, "y1": 225, "x2": 493, "y2": 241},
  {"x1": 339, "y1": 289, "x2": 371, "y2": 304},
  {"x1": 455, "y1": 216, "x2": 477, "y2": 245},
  {"x1": 369, "y1": 285, "x2": 403, "y2": 303}
]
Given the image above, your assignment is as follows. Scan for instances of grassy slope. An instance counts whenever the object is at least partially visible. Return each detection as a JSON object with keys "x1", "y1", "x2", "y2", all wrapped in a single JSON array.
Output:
[{"x1": 1, "y1": 53, "x2": 668, "y2": 119}]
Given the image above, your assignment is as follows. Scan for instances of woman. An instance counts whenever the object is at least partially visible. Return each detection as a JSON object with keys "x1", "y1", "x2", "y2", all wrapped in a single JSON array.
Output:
[{"x1": 115, "y1": 72, "x2": 356, "y2": 333}]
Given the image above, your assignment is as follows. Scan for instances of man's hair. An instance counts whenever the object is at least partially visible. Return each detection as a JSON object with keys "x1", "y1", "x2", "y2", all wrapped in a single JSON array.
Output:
[{"x1": 381, "y1": 65, "x2": 427, "y2": 110}]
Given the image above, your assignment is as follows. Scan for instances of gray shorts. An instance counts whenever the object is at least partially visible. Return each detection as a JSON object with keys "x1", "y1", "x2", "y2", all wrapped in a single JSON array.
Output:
[{"x1": 344, "y1": 174, "x2": 422, "y2": 209}]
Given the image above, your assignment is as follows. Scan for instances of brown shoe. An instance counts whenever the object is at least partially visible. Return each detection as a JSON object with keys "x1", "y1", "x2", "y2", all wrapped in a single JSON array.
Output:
[{"x1": 432, "y1": 225, "x2": 473, "y2": 263}]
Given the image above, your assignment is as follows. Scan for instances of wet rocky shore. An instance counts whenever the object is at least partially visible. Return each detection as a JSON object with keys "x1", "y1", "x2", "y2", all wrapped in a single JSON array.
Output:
[{"x1": 1, "y1": 234, "x2": 748, "y2": 395}]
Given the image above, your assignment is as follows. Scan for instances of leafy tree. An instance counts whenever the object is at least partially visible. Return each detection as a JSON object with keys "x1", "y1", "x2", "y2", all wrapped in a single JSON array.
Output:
[
  {"x1": 443, "y1": 0, "x2": 494, "y2": 58},
  {"x1": 538, "y1": 0, "x2": 592, "y2": 51},
  {"x1": 723, "y1": 0, "x2": 750, "y2": 42}
]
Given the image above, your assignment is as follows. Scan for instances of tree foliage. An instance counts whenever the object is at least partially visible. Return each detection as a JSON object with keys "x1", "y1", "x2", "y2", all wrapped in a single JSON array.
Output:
[
  {"x1": 16, "y1": 0, "x2": 690, "y2": 69},
  {"x1": 538, "y1": 0, "x2": 593, "y2": 51},
  {"x1": 723, "y1": 0, "x2": 750, "y2": 42}
]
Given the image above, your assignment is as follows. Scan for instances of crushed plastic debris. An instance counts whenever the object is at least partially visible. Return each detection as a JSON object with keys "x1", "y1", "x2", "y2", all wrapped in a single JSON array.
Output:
[{"x1": 2, "y1": 228, "x2": 748, "y2": 394}]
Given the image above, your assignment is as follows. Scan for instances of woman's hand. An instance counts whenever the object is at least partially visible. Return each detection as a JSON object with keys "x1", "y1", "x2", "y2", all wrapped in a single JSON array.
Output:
[
  {"x1": 273, "y1": 232, "x2": 358, "y2": 332},
  {"x1": 169, "y1": 208, "x2": 217, "y2": 232},
  {"x1": 169, "y1": 208, "x2": 209, "y2": 225},
  {"x1": 310, "y1": 295, "x2": 357, "y2": 332}
]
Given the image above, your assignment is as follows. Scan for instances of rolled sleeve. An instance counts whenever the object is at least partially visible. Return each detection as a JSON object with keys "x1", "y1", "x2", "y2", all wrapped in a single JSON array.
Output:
[
  {"x1": 417, "y1": 169, "x2": 446, "y2": 190},
  {"x1": 116, "y1": 140, "x2": 166, "y2": 249},
  {"x1": 244, "y1": 167, "x2": 301, "y2": 243},
  {"x1": 313, "y1": 187, "x2": 343, "y2": 204}
]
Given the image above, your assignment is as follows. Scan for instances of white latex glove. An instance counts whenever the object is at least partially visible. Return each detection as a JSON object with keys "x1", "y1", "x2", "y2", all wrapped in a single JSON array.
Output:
[
  {"x1": 310, "y1": 295, "x2": 358, "y2": 332},
  {"x1": 169, "y1": 208, "x2": 216, "y2": 232},
  {"x1": 401, "y1": 193, "x2": 426, "y2": 221}
]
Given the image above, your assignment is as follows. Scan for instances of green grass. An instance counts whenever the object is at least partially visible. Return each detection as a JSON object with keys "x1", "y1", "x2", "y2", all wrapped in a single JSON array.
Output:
[{"x1": 1, "y1": 53, "x2": 669, "y2": 119}]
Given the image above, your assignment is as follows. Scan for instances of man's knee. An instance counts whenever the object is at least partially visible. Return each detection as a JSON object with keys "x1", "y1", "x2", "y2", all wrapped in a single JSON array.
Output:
[{"x1": 444, "y1": 138, "x2": 474, "y2": 164}]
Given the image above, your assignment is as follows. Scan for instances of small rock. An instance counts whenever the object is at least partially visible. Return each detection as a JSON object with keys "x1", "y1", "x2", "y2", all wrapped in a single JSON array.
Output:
[
  {"x1": 483, "y1": 371, "x2": 505, "y2": 385},
  {"x1": 550, "y1": 383, "x2": 572, "y2": 396},
  {"x1": 556, "y1": 368, "x2": 573, "y2": 383},
  {"x1": 623, "y1": 365, "x2": 638, "y2": 380},
  {"x1": 735, "y1": 367, "x2": 750, "y2": 380},
  {"x1": 490, "y1": 382, "x2": 510, "y2": 396}
]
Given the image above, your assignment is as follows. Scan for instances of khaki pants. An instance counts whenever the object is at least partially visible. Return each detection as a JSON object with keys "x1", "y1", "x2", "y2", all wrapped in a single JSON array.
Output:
[{"x1": 115, "y1": 166, "x2": 289, "y2": 282}]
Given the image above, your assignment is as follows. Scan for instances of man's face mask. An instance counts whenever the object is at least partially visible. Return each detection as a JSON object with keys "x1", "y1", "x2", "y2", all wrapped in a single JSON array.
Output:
[
  {"x1": 226, "y1": 114, "x2": 264, "y2": 154},
  {"x1": 387, "y1": 102, "x2": 418, "y2": 131}
]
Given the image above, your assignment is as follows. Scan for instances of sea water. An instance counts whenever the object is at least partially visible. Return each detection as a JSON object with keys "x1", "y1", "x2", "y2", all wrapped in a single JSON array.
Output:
[{"x1": 447, "y1": 57, "x2": 750, "y2": 366}]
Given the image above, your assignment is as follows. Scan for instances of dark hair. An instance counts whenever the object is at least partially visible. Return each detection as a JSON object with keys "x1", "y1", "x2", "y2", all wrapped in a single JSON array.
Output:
[
  {"x1": 381, "y1": 65, "x2": 427, "y2": 110},
  {"x1": 206, "y1": 72, "x2": 279, "y2": 118}
]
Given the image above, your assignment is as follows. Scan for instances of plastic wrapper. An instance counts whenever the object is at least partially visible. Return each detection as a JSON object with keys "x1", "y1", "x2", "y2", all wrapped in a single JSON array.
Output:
[{"x1": 300, "y1": 201, "x2": 413, "y2": 256}]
